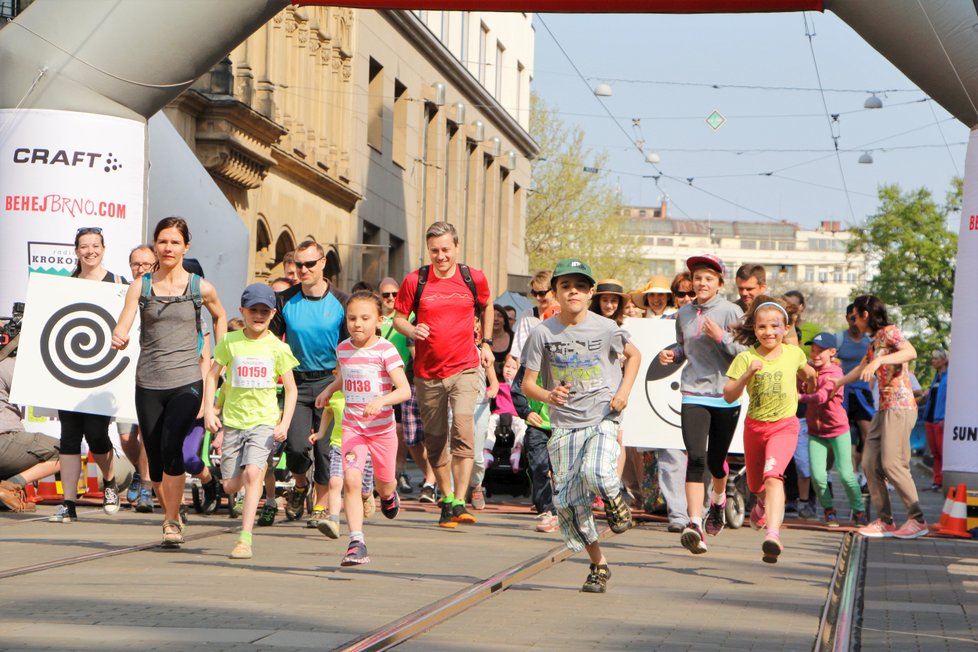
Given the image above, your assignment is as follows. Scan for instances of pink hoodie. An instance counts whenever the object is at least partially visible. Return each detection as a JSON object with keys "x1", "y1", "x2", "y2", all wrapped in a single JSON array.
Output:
[{"x1": 798, "y1": 362, "x2": 849, "y2": 438}]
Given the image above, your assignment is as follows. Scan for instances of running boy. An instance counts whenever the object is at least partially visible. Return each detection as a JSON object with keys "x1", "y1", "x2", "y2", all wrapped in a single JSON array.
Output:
[
  {"x1": 313, "y1": 290, "x2": 411, "y2": 566},
  {"x1": 204, "y1": 284, "x2": 298, "y2": 560},
  {"x1": 724, "y1": 297, "x2": 816, "y2": 563},
  {"x1": 521, "y1": 259, "x2": 641, "y2": 593}
]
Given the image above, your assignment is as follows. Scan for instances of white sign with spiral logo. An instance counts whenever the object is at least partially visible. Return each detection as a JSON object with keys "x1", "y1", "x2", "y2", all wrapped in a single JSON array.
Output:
[{"x1": 10, "y1": 274, "x2": 140, "y2": 420}]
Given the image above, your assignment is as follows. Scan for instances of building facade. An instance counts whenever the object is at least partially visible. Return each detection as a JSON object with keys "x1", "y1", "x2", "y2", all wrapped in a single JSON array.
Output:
[
  {"x1": 164, "y1": 6, "x2": 536, "y2": 292},
  {"x1": 624, "y1": 202, "x2": 868, "y2": 328}
]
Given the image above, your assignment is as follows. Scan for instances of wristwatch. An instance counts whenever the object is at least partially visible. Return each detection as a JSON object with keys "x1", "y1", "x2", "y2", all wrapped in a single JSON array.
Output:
[{"x1": 480, "y1": 338, "x2": 493, "y2": 346}]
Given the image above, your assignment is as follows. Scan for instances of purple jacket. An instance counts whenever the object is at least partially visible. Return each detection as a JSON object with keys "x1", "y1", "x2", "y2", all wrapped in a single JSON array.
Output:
[{"x1": 799, "y1": 363, "x2": 849, "y2": 438}]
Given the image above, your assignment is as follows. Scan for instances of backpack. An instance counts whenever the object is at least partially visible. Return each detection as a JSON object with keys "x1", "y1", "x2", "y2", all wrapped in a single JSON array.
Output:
[
  {"x1": 140, "y1": 272, "x2": 204, "y2": 356},
  {"x1": 411, "y1": 263, "x2": 481, "y2": 321}
]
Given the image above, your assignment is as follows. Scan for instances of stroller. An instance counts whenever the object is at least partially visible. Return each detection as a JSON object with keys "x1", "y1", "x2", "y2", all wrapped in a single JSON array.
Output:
[{"x1": 481, "y1": 413, "x2": 531, "y2": 498}]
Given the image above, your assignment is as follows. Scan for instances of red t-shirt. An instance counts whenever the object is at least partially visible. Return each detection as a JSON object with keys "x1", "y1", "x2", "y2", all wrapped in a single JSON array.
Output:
[{"x1": 394, "y1": 265, "x2": 491, "y2": 379}]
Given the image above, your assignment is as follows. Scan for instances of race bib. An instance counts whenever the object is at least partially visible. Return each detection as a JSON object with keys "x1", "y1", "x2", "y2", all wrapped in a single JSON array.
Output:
[
  {"x1": 343, "y1": 367, "x2": 382, "y2": 404},
  {"x1": 231, "y1": 356, "x2": 275, "y2": 389}
]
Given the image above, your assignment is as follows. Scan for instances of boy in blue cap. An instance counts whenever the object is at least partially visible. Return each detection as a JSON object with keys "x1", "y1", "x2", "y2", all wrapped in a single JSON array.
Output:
[
  {"x1": 204, "y1": 283, "x2": 299, "y2": 559},
  {"x1": 521, "y1": 258, "x2": 641, "y2": 593}
]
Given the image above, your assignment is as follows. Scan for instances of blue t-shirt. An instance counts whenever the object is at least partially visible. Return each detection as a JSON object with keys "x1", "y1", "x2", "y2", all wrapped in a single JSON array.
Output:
[
  {"x1": 271, "y1": 284, "x2": 347, "y2": 372},
  {"x1": 836, "y1": 330, "x2": 871, "y2": 389}
]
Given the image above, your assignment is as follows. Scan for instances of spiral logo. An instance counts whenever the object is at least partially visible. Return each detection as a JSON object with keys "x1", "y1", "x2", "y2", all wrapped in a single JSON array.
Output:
[{"x1": 40, "y1": 303, "x2": 129, "y2": 388}]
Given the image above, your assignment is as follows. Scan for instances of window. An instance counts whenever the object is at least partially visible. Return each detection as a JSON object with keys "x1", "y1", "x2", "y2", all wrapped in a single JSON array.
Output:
[
  {"x1": 516, "y1": 61, "x2": 525, "y2": 120},
  {"x1": 658, "y1": 237, "x2": 673, "y2": 246},
  {"x1": 818, "y1": 271, "x2": 828, "y2": 283},
  {"x1": 495, "y1": 41, "x2": 505, "y2": 99},
  {"x1": 460, "y1": 13, "x2": 468, "y2": 66},
  {"x1": 444, "y1": 121, "x2": 458, "y2": 221},
  {"x1": 440, "y1": 11, "x2": 449, "y2": 41},
  {"x1": 648, "y1": 260, "x2": 674, "y2": 276},
  {"x1": 833, "y1": 268, "x2": 843, "y2": 283},
  {"x1": 847, "y1": 271, "x2": 857, "y2": 284},
  {"x1": 478, "y1": 23, "x2": 488, "y2": 85},
  {"x1": 740, "y1": 240, "x2": 757, "y2": 249},
  {"x1": 805, "y1": 268, "x2": 814, "y2": 282},
  {"x1": 367, "y1": 58, "x2": 383, "y2": 153},
  {"x1": 778, "y1": 241, "x2": 796, "y2": 251},
  {"x1": 392, "y1": 80, "x2": 408, "y2": 168}
]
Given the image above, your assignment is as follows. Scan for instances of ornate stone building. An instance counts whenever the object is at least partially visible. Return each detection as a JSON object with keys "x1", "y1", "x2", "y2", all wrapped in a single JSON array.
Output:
[{"x1": 164, "y1": 6, "x2": 536, "y2": 292}]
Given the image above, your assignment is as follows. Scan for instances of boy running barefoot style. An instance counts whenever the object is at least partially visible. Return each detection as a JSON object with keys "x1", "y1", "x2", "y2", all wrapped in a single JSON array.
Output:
[
  {"x1": 313, "y1": 291, "x2": 412, "y2": 566},
  {"x1": 521, "y1": 259, "x2": 641, "y2": 593},
  {"x1": 724, "y1": 298, "x2": 817, "y2": 563},
  {"x1": 204, "y1": 284, "x2": 298, "y2": 560}
]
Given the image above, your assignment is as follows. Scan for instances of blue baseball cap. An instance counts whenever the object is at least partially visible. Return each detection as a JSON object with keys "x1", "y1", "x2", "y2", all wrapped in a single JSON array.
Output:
[
  {"x1": 806, "y1": 332, "x2": 838, "y2": 349},
  {"x1": 241, "y1": 283, "x2": 276, "y2": 309}
]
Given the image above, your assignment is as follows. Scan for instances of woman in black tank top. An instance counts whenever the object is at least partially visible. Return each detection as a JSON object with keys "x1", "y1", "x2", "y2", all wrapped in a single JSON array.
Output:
[{"x1": 49, "y1": 227, "x2": 126, "y2": 523}]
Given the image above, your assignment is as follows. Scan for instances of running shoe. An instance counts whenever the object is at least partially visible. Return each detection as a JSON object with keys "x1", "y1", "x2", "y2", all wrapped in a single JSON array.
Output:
[
  {"x1": 704, "y1": 500, "x2": 726, "y2": 536},
  {"x1": 892, "y1": 519, "x2": 929, "y2": 540},
  {"x1": 49, "y1": 503, "x2": 77, "y2": 523},
  {"x1": 126, "y1": 472, "x2": 142, "y2": 503},
  {"x1": 762, "y1": 533, "x2": 783, "y2": 564},
  {"x1": 749, "y1": 500, "x2": 766, "y2": 530},
  {"x1": 438, "y1": 501, "x2": 458, "y2": 528},
  {"x1": 857, "y1": 518, "x2": 897, "y2": 538},
  {"x1": 317, "y1": 518, "x2": 340, "y2": 539},
  {"x1": 852, "y1": 511, "x2": 870, "y2": 526},
  {"x1": 178, "y1": 504, "x2": 190, "y2": 525},
  {"x1": 592, "y1": 496, "x2": 605, "y2": 511},
  {"x1": 362, "y1": 493, "x2": 376, "y2": 519},
  {"x1": 928, "y1": 483, "x2": 942, "y2": 492},
  {"x1": 202, "y1": 477, "x2": 219, "y2": 515},
  {"x1": 306, "y1": 506, "x2": 326, "y2": 529},
  {"x1": 452, "y1": 503, "x2": 477, "y2": 524},
  {"x1": 161, "y1": 520, "x2": 184, "y2": 549},
  {"x1": 380, "y1": 492, "x2": 400, "y2": 519},
  {"x1": 135, "y1": 488, "x2": 154, "y2": 513},
  {"x1": 667, "y1": 521, "x2": 686, "y2": 534},
  {"x1": 604, "y1": 492, "x2": 632, "y2": 534},
  {"x1": 257, "y1": 501, "x2": 277, "y2": 527},
  {"x1": 535, "y1": 512, "x2": 559, "y2": 533},
  {"x1": 469, "y1": 486, "x2": 486, "y2": 511},
  {"x1": 397, "y1": 472, "x2": 413, "y2": 494},
  {"x1": 285, "y1": 484, "x2": 309, "y2": 520},
  {"x1": 102, "y1": 485, "x2": 121, "y2": 515},
  {"x1": 798, "y1": 500, "x2": 817, "y2": 520},
  {"x1": 341, "y1": 540, "x2": 370, "y2": 566},
  {"x1": 230, "y1": 494, "x2": 244, "y2": 519},
  {"x1": 229, "y1": 540, "x2": 252, "y2": 559},
  {"x1": 824, "y1": 507, "x2": 840, "y2": 528},
  {"x1": 419, "y1": 484, "x2": 437, "y2": 504},
  {"x1": 680, "y1": 522, "x2": 708, "y2": 555},
  {"x1": 581, "y1": 563, "x2": 611, "y2": 593}
]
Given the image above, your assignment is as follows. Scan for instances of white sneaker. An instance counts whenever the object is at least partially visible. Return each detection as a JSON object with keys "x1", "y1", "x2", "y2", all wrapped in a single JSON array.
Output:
[{"x1": 102, "y1": 486, "x2": 121, "y2": 515}]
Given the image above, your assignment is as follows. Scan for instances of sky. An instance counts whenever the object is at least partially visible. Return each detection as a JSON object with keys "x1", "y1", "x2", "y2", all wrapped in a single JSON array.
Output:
[{"x1": 530, "y1": 10, "x2": 968, "y2": 231}]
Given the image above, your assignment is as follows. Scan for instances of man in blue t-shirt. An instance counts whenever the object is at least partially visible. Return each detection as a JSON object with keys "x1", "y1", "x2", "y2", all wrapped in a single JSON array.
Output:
[{"x1": 271, "y1": 240, "x2": 348, "y2": 525}]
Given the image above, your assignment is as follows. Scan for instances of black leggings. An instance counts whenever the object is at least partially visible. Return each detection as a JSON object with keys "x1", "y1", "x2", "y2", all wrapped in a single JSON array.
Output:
[
  {"x1": 681, "y1": 404, "x2": 741, "y2": 482},
  {"x1": 135, "y1": 382, "x2": 203, "y2": 482},
  {"x1": 57, "y1": 410, "x2": 113, "y2": 455}
]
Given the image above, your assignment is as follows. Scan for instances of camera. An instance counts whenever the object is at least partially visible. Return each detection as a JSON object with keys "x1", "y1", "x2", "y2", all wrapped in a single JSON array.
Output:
[{"x1": 0, "y1": 302, "x2": 24, "y2": 347}]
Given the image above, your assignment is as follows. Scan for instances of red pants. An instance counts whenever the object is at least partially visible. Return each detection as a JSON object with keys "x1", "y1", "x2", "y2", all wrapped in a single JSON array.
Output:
[
  {"x1": 744, "y1": 416, "x2": 799, "y2": 495},
  {"x1": 924, "y1": 421, "x2": 943, "y2": 486}
]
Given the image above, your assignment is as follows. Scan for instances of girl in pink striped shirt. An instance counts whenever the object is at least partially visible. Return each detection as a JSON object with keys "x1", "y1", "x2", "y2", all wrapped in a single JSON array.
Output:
[{"x1": 313, "y1": 291, "x2": 411, "y2": 566}]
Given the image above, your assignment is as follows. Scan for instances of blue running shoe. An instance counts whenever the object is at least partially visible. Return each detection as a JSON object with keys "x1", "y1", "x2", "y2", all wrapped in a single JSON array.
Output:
[{"x1": 127, "y1": 473, "x2": 142, "y2": 503}]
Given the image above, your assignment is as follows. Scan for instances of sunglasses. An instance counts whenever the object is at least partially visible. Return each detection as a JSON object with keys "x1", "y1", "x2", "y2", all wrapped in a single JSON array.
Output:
[
  {"x1": 531, "y1": 290, "x2": 550, "y2": 298},
  {"x1": 294, "y1": 257, "x2": 323, "y2": 270},
  {"x1": 77, "y1": 227, "x2": 103, "y2": 235},
  {"x1": 673, "y1": 291, "x2": 696, "y2": 298},
  {"x1": 381, "y1": 292, "x2": 397, "y2": 299}
]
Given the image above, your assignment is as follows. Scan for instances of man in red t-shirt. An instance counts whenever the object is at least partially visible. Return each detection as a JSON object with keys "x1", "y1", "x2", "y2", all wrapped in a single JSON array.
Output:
[{"x1": 394, "y1": 221, "x2": 493, "y2": 529}]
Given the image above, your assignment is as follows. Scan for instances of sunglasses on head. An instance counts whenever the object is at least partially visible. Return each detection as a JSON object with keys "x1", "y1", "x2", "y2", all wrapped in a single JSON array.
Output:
[
  {"x1": 381, "y1": 291, "x2": 397, "y2": 299},
  {"x1": 531, "y1": 290, "x2": 550, "y2": 298},
  {"x1": 294, "y1": 256, "x2": 323, "y2": 270},
  {"x1": 673, "y1": 291, "x2": 696, "y2": 298},
  {"x1": 77, "y1": 227, "x2": 103, "y2": 235}
]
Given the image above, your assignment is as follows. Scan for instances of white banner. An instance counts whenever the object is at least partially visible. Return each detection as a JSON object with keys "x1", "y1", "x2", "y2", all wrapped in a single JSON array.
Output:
[
  {"x1": 944, "y1": 129, "x2": 978, "y2": 474},
  {"x1": 0, "y1": 108, "x2": 146, "y2": 317},
  {"x1": 621, "y1": 318, "x2": 746, "y2": 452},
  {"x1": 10, "y1": 274, "x2": 140, "y2": 421}
]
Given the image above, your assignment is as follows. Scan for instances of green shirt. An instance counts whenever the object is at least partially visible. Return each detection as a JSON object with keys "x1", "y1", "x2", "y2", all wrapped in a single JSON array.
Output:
[
  {"x1": 727, "y1": 344, "x2": 807, "y2": 422},
  {"x1": 213, "y1": 330, "x2": 299, "y2": 430},
  {"x1": 381, "y1": 314, "x2": 411, "y2": 365}
]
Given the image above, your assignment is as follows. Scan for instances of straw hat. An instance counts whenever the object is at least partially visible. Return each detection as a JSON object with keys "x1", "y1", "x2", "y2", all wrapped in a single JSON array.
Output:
[
  {"x1": 593, "y1": 278, "x2": 628, "y2": 298},
  {"x1": 631, "y1": 275, "x2": 672, "y2": 308}
]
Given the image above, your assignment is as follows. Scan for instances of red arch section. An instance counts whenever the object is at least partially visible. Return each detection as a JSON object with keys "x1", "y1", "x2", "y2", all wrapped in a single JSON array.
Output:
[{"x1": 294, "y1": 1, "x2": 821, "y2": 13}]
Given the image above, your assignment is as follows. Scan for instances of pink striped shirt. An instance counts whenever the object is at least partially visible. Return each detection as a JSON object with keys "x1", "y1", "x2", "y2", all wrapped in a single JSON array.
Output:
[{"x1": 337, "y1": 338, "x2": 403, "y2": 436}]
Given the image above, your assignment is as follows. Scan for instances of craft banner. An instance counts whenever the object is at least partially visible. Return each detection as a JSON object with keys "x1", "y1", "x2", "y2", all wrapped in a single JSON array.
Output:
[
  {"x1": 0, "y1": 108, "x2": 146, "y2": 317},
  {"x1": 943, "y1": 128, "x2": 978, "y2": 474},
  {"x1": 621, "y1": 317, "x2": 746, "y2": 452},
  {"x1": 9, "y1": 274, "x2": 140, "y2": 421}
]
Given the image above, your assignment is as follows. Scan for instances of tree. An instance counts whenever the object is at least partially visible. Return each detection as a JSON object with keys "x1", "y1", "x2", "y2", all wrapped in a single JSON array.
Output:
[
  {"x1": 527, "y1": 94, "x2": 645, "y2": 288},
  {"x1": 848, "y1": 180, "x2": 959, "y2": 356}
]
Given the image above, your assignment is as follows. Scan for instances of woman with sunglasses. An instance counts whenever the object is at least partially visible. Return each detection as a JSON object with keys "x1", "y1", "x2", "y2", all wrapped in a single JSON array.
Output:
[
  {"x1": 49, "y1": 227, "x2": 125, "y2": 523},
  {"x1": 113, "y1": 217, "x2": 227, "y2": 548}
]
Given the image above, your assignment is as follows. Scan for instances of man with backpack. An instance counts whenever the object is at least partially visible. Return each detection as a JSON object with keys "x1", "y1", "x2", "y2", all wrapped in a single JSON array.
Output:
[{"x1": 393, "y1": 222, "x2": 493, "y2": 528}]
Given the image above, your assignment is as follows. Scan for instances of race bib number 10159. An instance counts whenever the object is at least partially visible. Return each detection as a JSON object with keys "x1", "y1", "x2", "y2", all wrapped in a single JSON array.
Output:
[{"x1": 232, "y1": 356, "x2": 276, "y2": 389}]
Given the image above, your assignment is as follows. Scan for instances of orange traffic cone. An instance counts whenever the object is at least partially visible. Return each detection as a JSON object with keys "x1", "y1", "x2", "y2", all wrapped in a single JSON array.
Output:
[
  {"x1": 939, "y1": 484, "x2": 972, "y2": 539},
  {"x1": 85, "y1": 452, "x2": 104, "y2": 500},
  {"x1": 34, "y1": 474, "x2": 62, "y2": 503},
  {"x1": 23, "y1": 481, "x2": 40, "y2": 504},
  {"x1": 932, "y1": 485, "x2": 957, "y2": 533}
]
